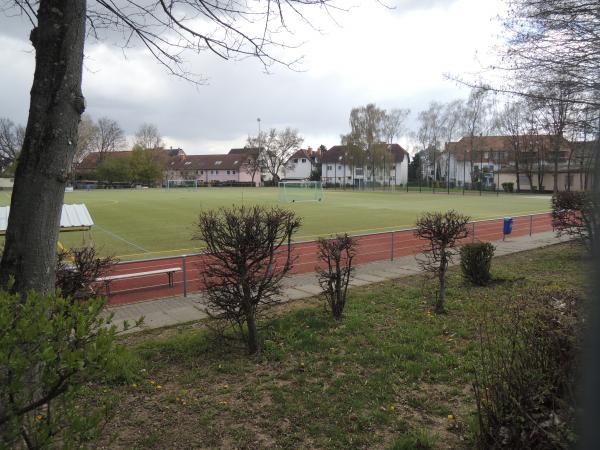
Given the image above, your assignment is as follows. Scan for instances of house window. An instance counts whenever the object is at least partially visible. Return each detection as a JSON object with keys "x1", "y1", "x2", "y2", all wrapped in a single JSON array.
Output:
[
  {"x1": 200, "y1": 171, "x2": 204, "y2": 175},
  {"x1": 215, "y1": 170, "x2": 219, "y2": 174},
  {"x1": 232, "y1": 170, "x2": 236, "y2": 174},
  {"x1": 227, "y1": 170, "x2": 230, "y2": 175},
  {"x1": 327, "y1": 165, "x2": 332, "y2": 170},
  {"x1": 338, "y1": 165, "x2": 342, "y2": 170},
  {"x1": 210, "y1": 170, "x2": 213, "y2": 174},
  {"x1": 293, "y1": 158, "x2": 298, "y2": 163},
  {"x1": 302, "y1": 158, "x2": 306, "y2": 163}
]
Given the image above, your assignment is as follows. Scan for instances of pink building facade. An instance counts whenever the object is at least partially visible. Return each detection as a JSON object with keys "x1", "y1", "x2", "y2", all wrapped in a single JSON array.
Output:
[{"x1": 165, "y1": 150, "x2": 260, "y2": 186}]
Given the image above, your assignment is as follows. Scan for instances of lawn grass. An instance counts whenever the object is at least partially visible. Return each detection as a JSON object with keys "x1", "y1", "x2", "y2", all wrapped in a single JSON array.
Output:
[
  {"x1": 92, "y1": 242, "x2": 587, "y2": 449},
  {"x1": 0, "y1": 188, "x2": 551, "y2": 259}
]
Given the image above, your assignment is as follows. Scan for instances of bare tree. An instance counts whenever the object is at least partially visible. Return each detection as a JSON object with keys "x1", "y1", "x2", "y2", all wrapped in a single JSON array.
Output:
[
  {"x1": 93, "y1": 117, "x2": 125, "y2": 158},
  {"x1": 0, "y1": 118, "x2": 24, "y2": 174},
  {"x1": 440, "y1": 99, "x2": 464, "y2": 185},
  {"x1": 460, "y1": 89, "x2": 492, "y2": 186},
  {"x1": 195, "y1": 206, "x2": 301, "y2": 354},
  {"x1": 317, "y1": 234, "x2": 357, "y2": 320},
  {"x1": 417, "y1": 102, "x2": 445, "y2": 183},
  {"x1": 249, "y1": 128, "x2": 303, "y2": 183},
  {"x1": 74, "y1": 114, "x2": 98, "y2": 164},
  {"x1": 534, "y1": 78, "x2": 577, "y2": 193},
  {"x1": 134, "y1": 123, "x2": 163, "y2": 150},
  {"x1": 382, "y1": 108, "x2": 410, "y2": 144},
  {"x1": 497, "y1": 101, "x2": 527, "y2": 192},
  {"x1": 1, "y1": 0, "x2": 341, "y2": 294},
  {"x1": 415, "y1": 210, "x2": 470, "y2": 314}
]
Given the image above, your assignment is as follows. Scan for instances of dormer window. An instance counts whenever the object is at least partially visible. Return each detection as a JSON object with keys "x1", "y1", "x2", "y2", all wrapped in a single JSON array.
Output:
[
  {"x1": 215, "y1": 161, "x2": 222, "y2": 165},
  {"x1": 184, "y1": 161, "x2": 191, "y2": 165}
]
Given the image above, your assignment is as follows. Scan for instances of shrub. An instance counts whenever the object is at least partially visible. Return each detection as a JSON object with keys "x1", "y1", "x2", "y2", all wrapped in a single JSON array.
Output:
[
  {"x1": 195, "y1": 205, "x2": 301, "y2": 354},
  {"x1": 0, "y1": 288, "x2": 142, "y2": 449},
  {"x1": 316, "y1": 233, "x2": 358, "y2": 320},
  {"x1": 551, "y1": 191, "x2": 595, "y2": 250},
  {"x1": 501, "y1": 182, "x2": 514, "y2": 193},
  {"x1": 55, "y1": 246, "x2": 117, "y2": 299},
  {"x1": 473, "y1": 289, "x2": 582, "y2": 449},
  {"x1": 460, "y1": 242, "x2": 495, "y2": 285},
  {"x1": 415, "y1": 210, "x2": 470, "y2": 313}
]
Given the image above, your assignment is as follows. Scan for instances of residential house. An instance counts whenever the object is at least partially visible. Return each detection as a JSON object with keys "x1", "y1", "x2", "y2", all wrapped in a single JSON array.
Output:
[
  {"x1": 441, "y1": 135, "x2": 585, "y2": 191},
  {"x1": 165, "y1": 152, "x2": 259, "y2": 186},
  {"x1": 281, "y1": 147, "x2": 320, "y2": 181},
  {"x1": 321, "y1": 144, "x2": 409, "y2": 187}
]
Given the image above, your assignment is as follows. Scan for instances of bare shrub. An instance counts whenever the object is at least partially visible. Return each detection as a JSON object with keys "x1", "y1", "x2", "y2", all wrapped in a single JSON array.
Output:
[
  {"x1": 473, "y1": 289, "x2": 582, "y2": 449},
  {"x1": 415, "y1": 210, "x2": 470, "y2": 313},
  {"x1": 55, "y1": 247, "x2": 117, "y2": 299},
  {"x1": 195, "y1": 205, "x2": 301, "y2": 354},
  {"x1": 551, "y1": 191, "x2": 596, "y2": 251},
  {"x1": 317, "y1": 234, "x2": 358, "y2": 320}
]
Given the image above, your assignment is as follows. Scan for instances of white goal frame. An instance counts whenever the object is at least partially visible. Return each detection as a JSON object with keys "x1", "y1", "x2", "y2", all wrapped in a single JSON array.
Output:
[
  {"x1": 166, "y1": 179, "x2": 198, "y2": 190},
  {"x1": 278, "y1": 180, "x2": 324, "y2": 203}
]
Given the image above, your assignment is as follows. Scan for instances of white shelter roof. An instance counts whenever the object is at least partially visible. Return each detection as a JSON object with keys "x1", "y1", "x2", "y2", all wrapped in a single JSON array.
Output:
[{"x1": 0, "y1": 204, "x2": 94, "y2": 234}]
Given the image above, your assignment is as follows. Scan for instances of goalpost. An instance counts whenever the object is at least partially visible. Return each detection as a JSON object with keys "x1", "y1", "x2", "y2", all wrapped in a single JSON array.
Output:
[
  {"x1": 278, "y1": 181, "x2": 324, "y2": 203},
  {"x1": 166, "y1": 179, "x2": 198, "y2": 190}
]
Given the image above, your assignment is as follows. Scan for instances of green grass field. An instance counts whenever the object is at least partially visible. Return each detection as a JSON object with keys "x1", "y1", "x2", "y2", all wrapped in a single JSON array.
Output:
[{"x1": 0, "y1": 188, "x2": 551, "y2": 259}]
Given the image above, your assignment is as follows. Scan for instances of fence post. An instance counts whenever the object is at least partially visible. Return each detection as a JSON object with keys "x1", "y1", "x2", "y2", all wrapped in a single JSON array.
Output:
[
  {"x1": 182, "y1": 255, "x2": 187, "y2": 297},
  {"x1": 529, "y1": 215, "x2": 533, "y2": 236},
  {"x1": 391, "y1": 232, "x2": 395, "y2": 261},
  {"x1": 472, "y1": 222, "x2": 475, "y2": 242}
]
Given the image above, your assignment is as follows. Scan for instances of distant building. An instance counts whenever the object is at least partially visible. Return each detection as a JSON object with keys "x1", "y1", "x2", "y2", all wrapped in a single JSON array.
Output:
[
  {"x1": 165, "y1": 152, "x2": 258, "y2": 186},
  {"x1": 281, "y1": 147, "x2": 321, "y2": 181},
  {"x1": 441, "y1": 135, "x2": 589, "y2": 191},
  {"x1": 321, "y1": 144, "x2": 409, "y2": 187}
]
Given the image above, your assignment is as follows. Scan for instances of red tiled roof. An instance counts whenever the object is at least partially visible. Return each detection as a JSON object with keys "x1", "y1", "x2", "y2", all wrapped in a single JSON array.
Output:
[
  {"x1": 321, "y1": 144, "x2": 409, "y2": 163},
  {"x1": 445, "y1": 135, "x2": 572, "y2": 161},
  {"x1": 167, "y1": 153, "x2": 251, "y2": 171}
]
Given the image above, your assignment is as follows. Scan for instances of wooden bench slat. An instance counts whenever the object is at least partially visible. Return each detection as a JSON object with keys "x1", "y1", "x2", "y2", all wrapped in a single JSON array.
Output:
[{"x1": 98, "y1": 267, "x2": 182, "y2": 282}]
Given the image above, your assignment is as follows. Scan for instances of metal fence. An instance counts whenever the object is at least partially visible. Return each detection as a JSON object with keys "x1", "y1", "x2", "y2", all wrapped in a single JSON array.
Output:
[{"x1": 105, "y1": 212, "x2": 554, "y2": 306}]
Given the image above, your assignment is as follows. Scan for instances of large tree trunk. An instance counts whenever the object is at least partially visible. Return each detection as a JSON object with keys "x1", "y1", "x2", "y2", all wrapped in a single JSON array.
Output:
[{"x1": 0, "y1": 1, "x2": 86, "y2": 294}]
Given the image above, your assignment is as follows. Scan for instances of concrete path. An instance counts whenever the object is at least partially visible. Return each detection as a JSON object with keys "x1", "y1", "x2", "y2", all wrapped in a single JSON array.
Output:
[{"x1": 106, "y1": 231, "x2": 570, "y2": 333}]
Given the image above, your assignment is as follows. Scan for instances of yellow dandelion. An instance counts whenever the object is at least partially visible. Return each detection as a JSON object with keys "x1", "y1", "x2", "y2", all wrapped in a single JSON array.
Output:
[
  {"x1": 156, "y1": 385, "x2": 162, "y2": 390},
  {"x1": 448, "y1": 414, "x2": 455, "y2": 420}
]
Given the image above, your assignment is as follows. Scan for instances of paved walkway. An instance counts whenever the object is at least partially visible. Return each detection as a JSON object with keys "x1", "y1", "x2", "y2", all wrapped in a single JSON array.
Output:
[{"x1": 106, "y1": 231, "x2": 570, "y2": 333}]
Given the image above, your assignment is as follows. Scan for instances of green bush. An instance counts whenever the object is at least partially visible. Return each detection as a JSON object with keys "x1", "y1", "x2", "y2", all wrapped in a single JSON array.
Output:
[
  {"x1": 460, "y1": 242, "x2": 495, "y2": 285},
  {"x1": 501, "y1": 182, "x2": 514, "y2": 193},
  {"x1": 0, "y1": 287, "x2": 142, "y2": 448}
]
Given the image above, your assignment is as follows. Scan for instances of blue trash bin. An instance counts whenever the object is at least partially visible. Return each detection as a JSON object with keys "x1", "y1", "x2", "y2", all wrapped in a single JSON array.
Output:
[{"x1": 503, "y1": 217, "x2": 513, "y2": 236}]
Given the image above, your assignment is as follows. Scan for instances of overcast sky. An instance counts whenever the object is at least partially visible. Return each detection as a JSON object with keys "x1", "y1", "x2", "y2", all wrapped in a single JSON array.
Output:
[{"x1": 0, "y1": 0, "x2": 505, "y2": 154}]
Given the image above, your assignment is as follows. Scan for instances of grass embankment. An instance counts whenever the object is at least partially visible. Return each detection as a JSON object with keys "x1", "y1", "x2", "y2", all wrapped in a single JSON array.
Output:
[{"x1": 94, "y1": 243, "x2": 586, "y2": 449}]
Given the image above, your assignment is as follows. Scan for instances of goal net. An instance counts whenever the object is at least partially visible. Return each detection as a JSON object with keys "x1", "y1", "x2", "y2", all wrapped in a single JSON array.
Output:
[
  {"x1": 166, "y1": 179, "x2": 198, "y2": 190},
  {"x1": 278, "y1": 181, "x2": 324, "y2": 203}
]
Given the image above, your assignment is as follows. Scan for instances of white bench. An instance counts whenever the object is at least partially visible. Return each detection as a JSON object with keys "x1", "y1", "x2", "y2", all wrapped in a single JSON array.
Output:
[{"x1": 97, "y1": 267, "x2": 182, "y2": 295}]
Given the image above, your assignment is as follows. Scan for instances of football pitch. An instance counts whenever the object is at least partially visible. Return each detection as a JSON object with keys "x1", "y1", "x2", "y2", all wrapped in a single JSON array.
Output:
[{"x1": 0, "y1": 188, "x2": 552, "y2": 260}]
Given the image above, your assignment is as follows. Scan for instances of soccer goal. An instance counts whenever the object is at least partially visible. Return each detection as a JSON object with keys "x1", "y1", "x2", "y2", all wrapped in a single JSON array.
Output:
[
  {"x1": 166, "y1": 179, "x2": 198, "y2": 190},
  {"x1": 278, "y1": 181, "x2": 324, "y2": 203}
]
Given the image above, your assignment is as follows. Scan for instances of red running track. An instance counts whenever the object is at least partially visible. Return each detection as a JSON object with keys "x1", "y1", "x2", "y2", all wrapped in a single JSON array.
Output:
[{"x1": 105, "y1": 213, "x2": 553, "y2": 306}]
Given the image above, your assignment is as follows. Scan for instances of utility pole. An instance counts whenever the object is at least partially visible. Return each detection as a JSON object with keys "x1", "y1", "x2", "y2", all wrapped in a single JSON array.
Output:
[{"x1": 257, "y1": 118, "x2": 261, "y2": 186}]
